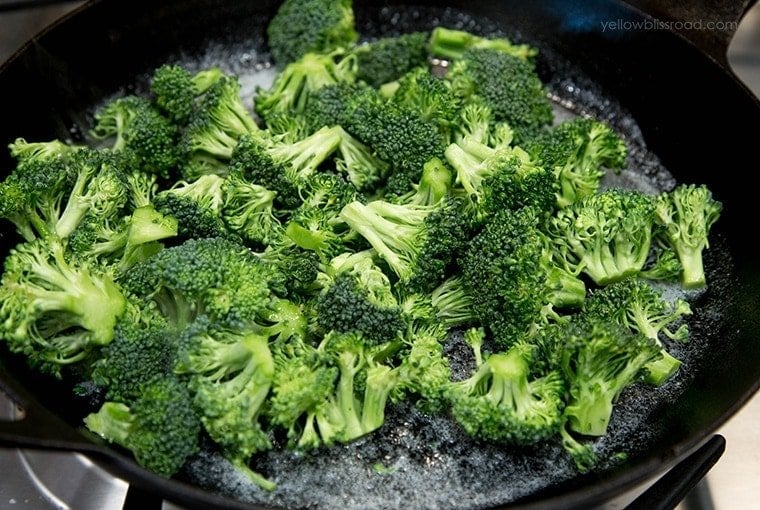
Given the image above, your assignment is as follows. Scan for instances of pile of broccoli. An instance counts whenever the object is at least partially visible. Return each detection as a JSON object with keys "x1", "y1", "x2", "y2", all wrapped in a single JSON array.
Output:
[{"x1": 0, "y1": 0, "x2": 722, "y2": 493}]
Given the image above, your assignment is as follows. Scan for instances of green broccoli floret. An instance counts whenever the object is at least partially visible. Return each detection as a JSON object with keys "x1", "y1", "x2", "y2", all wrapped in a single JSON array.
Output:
[
  {"x1": 429, "y1": 27, "x2": 538, "y2": 61},
  {"x1": 68, "y1": 205, "x2": 178, "y2": 273},
  {"x1": 266, "y1": 0, "x2": 358, "y2": 65},
  {"x1": 150, "y1": 64, "x2": 224, "y2": 126},
  {"x1": 221, "y1": 173, "x2": 281, "y2": 248},
  {"x1": 559, "y1": 320, "x2": 661, "y2": 437},
  {"x1": 228, "y1": 128, "x2": 343, "y2": 211},
  {"x1": 549, "y1": 189, "x2": 656, "y2": 285},
  {"x1": 459, "y1": 207, "x2": 585, "y2": 347},
  {"x1": 388, "y1": 66, "x2": 462, "y2": 138},
  {"x1": 335, "y1": 127, "x2": 390, "y2": 192},
  {"x1": 84, "y1": 378, "x2": 201, "y2": 477},
  {"x1": 444, "y1": 137, "x2": 556, "y2": 221},
  {"x1": 0, "y1": 237, "x2": 126, "y2": 375},
  {"x1": 284, "y1": 172, "x2": 359, "y2": 260},
  {"x1": 446, "y1": 48, "x2": 552, "y2": 143},
  {"x1": 340, "y1": 197, "x2": 468, "y2": 292},
  {"x1": 313, "y1": 331, "x2": 402, "y2": 445},
  {"x1": 395, "y1": 323, "x2": 451, "y2": 412},
  {"x1": 654, "y1": 184, "x2": 722, "y2": 289},
  {"x1": 123, "y1": 237, "x2": 278, "y2": 328},
  {"x1": 0, "y1": 139, "x2": 78, "y2": 241},
  {"x1": 641, "y1": 246, "x2": 683, "y2": 282},
  {"x1": 353, "y1": 32, "x2": 429, "y2": 87},
  {"x1": 268, "y1": 336, "x2": 338, "y2": 449},
  {"x1": 257, "y1": 242, "x2": 321, "y2": 298},
  {"x1": 316, "y1": 251, "x2": 405, "y2": 343},
  {"x1": 527, "y1": 118, "x2": 627, "y2": 208},
  {"x1": 394, "y1": 157, "x2": 453, "y2": 207},
  {"x1": 153, "y1": 174, "x2": 230, "y2": 240},
  {"x1": 430, "y1": 276, "x2": 477, "y2": 329},
  {"x1": 91, "y1": 96, "x2": 180, "y2": 178},
  {"x1": 255, "y1": 50, "x2": 357, "y2": 123},
  {"x1": 175, "y1": 315, "x2": 275, "y2": 490},
  {"x1": 583, "y1": 278, "x2": 691, "y2": 384},
  {"x1": 180, "y1": 76, "x2": 259, "y2": 179},
  {"x1": 448, "y1": 342, "x2": 564, "y2": 444},
  {"x1": 91, "y1": 316, "x2": 179, "y2": 403},
  {"x1": 301, "y1": 81, "x2": 373, "y2": 133}
]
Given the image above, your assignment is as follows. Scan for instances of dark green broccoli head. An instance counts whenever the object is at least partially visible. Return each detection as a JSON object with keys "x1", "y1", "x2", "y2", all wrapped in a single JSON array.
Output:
[
  {"x1": 448, "y1": 343, "x2": 565, "y2": 444},
  {"x1": 267, "y1": 0, "x2": 358, "y2": 65},
  {"x1": 390, "y1": 66, "x2": 463, "y2": 133},
  {"x1": 354, "y1": 31, "x2": 430, "y2": 87},
  {"x1": 91, "y1": 96, "x2": 180, "y2": 178},
  {"x1": 123, "y1": 237, "x2": 278, "y2": 327},
  {"x1": 150, "y1": 64, "x2": 224, "y2": 126},
  {"x1": 550, "y1": 188, "x2": 655, "y2": 285},
  {"x1": 84, "y1": 378, "x2": 201, "y2": 477},
  {"x1": 447, "y1": 48, "x2": 553, "y2": 143}
]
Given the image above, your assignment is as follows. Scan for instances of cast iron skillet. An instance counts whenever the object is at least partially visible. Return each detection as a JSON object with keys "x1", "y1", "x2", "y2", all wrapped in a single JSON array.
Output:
[{"x1": 1, "y1": 1, "x2": 759, "y2": 509}]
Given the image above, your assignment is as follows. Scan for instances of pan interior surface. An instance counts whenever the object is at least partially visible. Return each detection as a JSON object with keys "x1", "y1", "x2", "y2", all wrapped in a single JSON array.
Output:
[{"x1": 0, "y1": 1, "x2": 757, "y2": 510}]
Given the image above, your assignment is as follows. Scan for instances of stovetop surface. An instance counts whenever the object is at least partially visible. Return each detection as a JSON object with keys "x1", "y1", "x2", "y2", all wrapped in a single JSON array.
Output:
[{"x1": 1, "y1": 2, "x2": 759, "y2": 509}]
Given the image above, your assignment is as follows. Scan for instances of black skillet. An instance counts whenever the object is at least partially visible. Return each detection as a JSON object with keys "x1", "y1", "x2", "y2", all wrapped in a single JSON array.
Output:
[{"x1": 1, "y1": 1, "x2": 759, "y2": 509}]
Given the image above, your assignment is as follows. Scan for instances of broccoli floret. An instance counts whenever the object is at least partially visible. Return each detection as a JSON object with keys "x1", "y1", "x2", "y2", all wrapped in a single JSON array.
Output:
[
  {"x1": 527, "y1": 118, "x2": 627, "y2": 207},
  {"x1": 68, "y1": 205, "x2": 178, "y2": 273},
  {"x1": 266, "y1": 0, "x2": 358, "y2": 65},
  {"x1": 394, "y1": 157, "x2": 453, "y2": 207},
  {"x1": 459, "y1": 207, "x2": 585, "y2": 347},
  {"x1": 429, "y1": 27, "x2": 538, "y2": 61},
  {"x1": 340, "y1": 197, "x2": 468, "y2": 292},
  {"x1": 312, "y1": 331, "x2": 402, "y2": 445},
  {"x1": 123, "y1": 238, "x2": 278, "y2": 328},
  {"x1": 175, "y1": 315, "x2": 275, "y2": 490},
  {"x1": 549, "y1": 189, "x2": 656, "y2": 285},
  {"x1": 389, "y1": 66, "x2": 462, "y2": 138},
  {"x1": 153, "y1": 174, "x2": 230, "y2": 240},
  {"x1": 150, "y1": 64, "x2": 224, "y2": 126},
  {"x1": 0, "y1": 237, "x2": 127, "y2": 375},
  {"x1": 654, "y1": 184, "x2": 722, "y2": 289},
  {"x1": 0, "y1": 139, "x2": 79, "y2": 241},
  {"x1": 445, "y1": 137, "x2": 556, "y2": 221},
  {"x1": 559, "y1": 320, "x2": 661, "y2": 437},
  {"x1": 335, "y1": 127, "x2": 390, "y2": 192},
  {"x1": 641, "y1": 246, "x2": 683, "y2": 282},
  {"x1": 179, "y1": 76, "x2": 259, "y2": 179},
  {"x1": 353, "y1": 32, "x2": 429, "y2": 87},
  {"x1": 284, "y1": 172, "x2": 359, "y2": 260},
  {"x1": 257, "y1": 242, "x2": 321, "y2": 298},
  {"x1": 308, "y1": 86, "x2": 445, "y2": 196},
  {"x1": 229, "y1": 128, "x2": 343, "y2": 211},
  {"x1": 448, "y1": 342, "x2": 564, "y2": 444},
  {"x1": 269, "y1": 337, "x2": 338, "y2": 449},
  {"x1": 430, "y1": 276, "x2": 477, "y2": 329},
  {"x1": 316, "y1": 251, "x2": 404, "y2": 343},
  {"x1": 84, "y1": 378, "x2": 201, "y2": 477},
  {"x1": 255, "y1": 50, "x2": 357, "y2": 123},
  {"x1": 91, "y1": 96, "x2": 180, "y2": 178},
  {"x1": 221, "y1": 173, "x2": 281, "y2": 248},
  {"x1": 583, "y1": 278, "x2": 691, "y2": 384},
  {"x1": 395, "y1": 323, "x2": 451, "y2": 412},
  {"x1": 91, "y1": 317, "x2": 179, "y2": 403},
  {"x1": 446, "y1": 48, "x2": 552, "y2": 143}
]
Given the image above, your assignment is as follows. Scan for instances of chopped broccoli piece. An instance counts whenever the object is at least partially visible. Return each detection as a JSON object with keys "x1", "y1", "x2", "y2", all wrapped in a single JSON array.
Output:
[
  {"x1": 84, "y1": 378, "x2": 201, "y2": 477},
  {"x1": 549, "y1": 189, "x2": 656, "y2": 285},
  {"x1": 354, "y1": 32, "x2": 430, "y2": 87},
  {"x1": 654, "y1": 184, "x2": 722, "y2": 289},
  {"x1": 267, "y1": 0, "x2": 358, "y2": 65},
  {"x1": 0, "y1": 237, "x2": 126, "y2": 375},
  {"x1": 429, "y1": 27, "x2": 538, "y2": 61},
  {"x1": 150, "y1": 64, "x2": 224, "y2": 126},
  {"x1": 448, "y1": 342, "x2": 564, "y2": 444}
]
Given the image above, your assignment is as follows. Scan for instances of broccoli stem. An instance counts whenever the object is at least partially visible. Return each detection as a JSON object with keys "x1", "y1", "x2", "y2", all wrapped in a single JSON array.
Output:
[
  {"x1": 644, "y1": 351, "x2": 681, "y2": 385},
  {"x1": 230, "y1": 458, "x2": 277, "y2": 492},
  {"x1": 360, "y1": 365, "x2": 397, "y2": 433},
  {"x1": 564, "y1": 387, "x2": 614, "y2": 436},
  {"x1": 336, "y1": 351, "x2": 364, "y2": 440},
  {"x1": 545, "y1": 266, "x2": 586, "y2": 308},
  {"x1": 677, "y1": 246, "x2": 706, "y2": 289}
]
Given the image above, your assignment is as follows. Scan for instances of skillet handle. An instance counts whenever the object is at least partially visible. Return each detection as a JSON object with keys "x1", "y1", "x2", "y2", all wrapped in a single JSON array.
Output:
[{"x1": 622, "y1": 0, "x2": 758, "y2": 67}]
